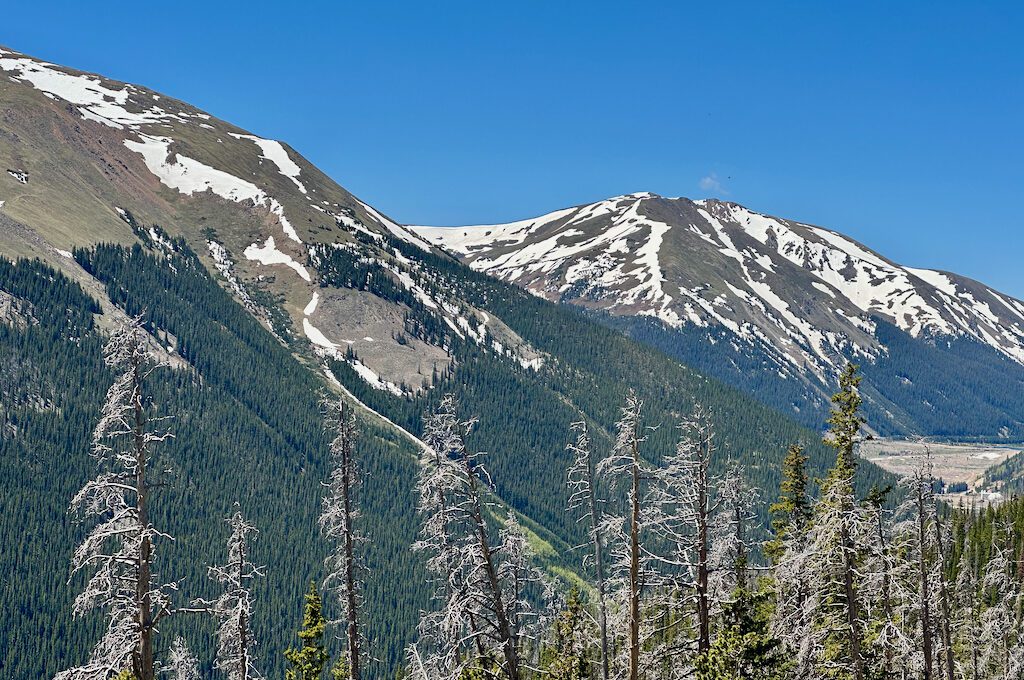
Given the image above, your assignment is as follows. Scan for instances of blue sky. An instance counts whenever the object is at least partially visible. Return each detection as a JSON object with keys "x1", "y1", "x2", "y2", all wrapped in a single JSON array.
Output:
[{"x1": 5, "y1": 1, "x2": 1023, "y2": 295}]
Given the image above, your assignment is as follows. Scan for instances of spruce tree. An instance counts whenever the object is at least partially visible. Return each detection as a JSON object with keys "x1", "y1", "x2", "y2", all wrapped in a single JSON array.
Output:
[
  {"x1": 765, "y1": 444, "x2": 810, "y2": 564},
  {"x1": 696, "y1": 590, "x2": 787, "y2": 680},
  {"x1": 285, "y1": 582, "x2": 331, "y2": 680},
  {"x1": 544, "y1": 588, "x2": 593, "y2": 680},
  {"x1": 810, "y1": 362, "x2": 868, "y2": 680}
]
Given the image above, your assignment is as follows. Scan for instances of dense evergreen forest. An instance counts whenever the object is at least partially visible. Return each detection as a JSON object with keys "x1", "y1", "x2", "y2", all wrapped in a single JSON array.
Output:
[
  {"x1": 599, "y1": 313, "x2": 1024, "y2": 440},
  {"x1": 0, "y1": 251, "x2": 426, "y2": 678},
  {"x1": 3, "y1": 233, "x2": 1023, "y2": 679}
]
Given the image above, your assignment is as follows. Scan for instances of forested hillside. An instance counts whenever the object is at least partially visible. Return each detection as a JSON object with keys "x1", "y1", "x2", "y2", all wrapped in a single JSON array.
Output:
[
  {"x1": 2, "y1": 42, "x2": 1022, "y2": 680},
  {"x1": 0, "y1": 251, "x2": 425, "y2": 678},
  {"x1": 1, "y1": 228, "x2": 895, "y2": 678},
  {"x1": 602, "y1": 312, "x2": 1024, "y2": 438},
  {"x1": 412, "y1": 195, "x2": 1024, "y2": 441},
  {"x1": 15, "y1": 259, "x2": 1024, "y2": 679}
]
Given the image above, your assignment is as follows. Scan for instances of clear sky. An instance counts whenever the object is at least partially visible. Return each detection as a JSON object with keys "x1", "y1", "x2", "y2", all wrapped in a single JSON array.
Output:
[{"x1": 5, "y1": 1, "x2": 1023, "y2": 296}]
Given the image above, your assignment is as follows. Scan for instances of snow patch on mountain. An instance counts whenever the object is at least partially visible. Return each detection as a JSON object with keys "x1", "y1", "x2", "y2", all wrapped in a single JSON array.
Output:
[
  {"x1": 413, "y1": 195, "x2": 680, "y2": 324},
  {"x1": 243, "y1": 236, "x2": 310, "y2": 281},
  {"x1": 303, "y1": 291, "x2": 320, "y2": 316},
  {"x1": 123, "y1": 134, "x2": 301, "y2": 243},
  {"x1": 412, "y1": 194, "x2": 1024, "y2": 373},
  {"x1": 229, "y1": 134, "x2": 308, "y2": 194},
  {"x1": 302, "y1": 315, "x2": 406, "y2": 396},
  {"x1": 207, "y1": 240, "x2": 257, "y2": 309},
  {"x1": 0, "y1": 52, "x2": 192, "y2": 131},
  {"x1": 356, "y1": 199, "x2": 433, "y2": 252},
  {"x1": 303, "y1": 317, "x2": 340, "y2": 349}
]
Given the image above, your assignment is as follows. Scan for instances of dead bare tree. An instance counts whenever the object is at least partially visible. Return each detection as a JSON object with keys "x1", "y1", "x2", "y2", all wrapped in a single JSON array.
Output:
[
  {"x1": 195, "y1": 510, "x2": 264, "y2": 680},
  {"x1": 320, "y1": 398, "x2": 365, "y2": 680},
  {"x1": 56, "y1": 317, "x2": 176, "y2": 680},
  {"x1": 566, "y1": 418, "x2": 610, "y2": 680}
]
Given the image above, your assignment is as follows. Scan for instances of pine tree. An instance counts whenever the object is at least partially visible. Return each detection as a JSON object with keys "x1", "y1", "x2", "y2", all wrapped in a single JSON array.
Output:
[
  {"x1": 656, "y1": 403, "x2": 718, "y2": 660},
  {"x1": 409, "y1": 395, "x2": 525, "y2": 680},
  {"x1": 808, "y1": 362, "x2": 868, "y2": 680},
  {"x1": 498, "y1": 510, "x2": 551, "y2": 659},
  {"x1": 456, "y1": 414, "x2": 524, "y2": 680},
  {"x1": 976, "y1": 519, "x2": 1023, "y2": 679},
  {"x1": 709, "y1": 463, "x2": 759, "y2": 606},
  {"x1": 765, "y1": 444, "x2": 810, "y2": 564},
  {"x1": 906, "y1": 454, "x2": 937, "y2": 678},
  {"x1": 544, "y1": 588, "x2": 593, "y2": 680},
  {"x1": 862, "y1": 484, "x2": 916, "y2": 675},
  {"x1": 408, "y1": 396, "x2": 474, "y2": 680},
  {"x1": 596, "y1": 390, "x2": 650, "y2": 680},
  {"x1": 767, "y1": 445, "x2": 816, "y2": 677},
  {"x1": 696, "y1": 590, "x2": 787, "y2": 680},
  {"x1": 952, "y1": 522, "x2": 981, "y2": 680},
  {"x1": 56, "y1": 317, "x2": 176, "y2": 680},
  {"x1": 163, "y1": 637, "x2": 200, "y2": 680},
  {"x1": 285, "y1": 582, "x2": 331, "y2": 680},
  {"x1": 933, "y1": 492, "x2": 955, "y2": 680}
]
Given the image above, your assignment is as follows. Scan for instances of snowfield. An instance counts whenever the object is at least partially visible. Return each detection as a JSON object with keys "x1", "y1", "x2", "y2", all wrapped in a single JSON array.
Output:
[{"x1": 230, "y1": 134, "x2": 308, "y2": 195}]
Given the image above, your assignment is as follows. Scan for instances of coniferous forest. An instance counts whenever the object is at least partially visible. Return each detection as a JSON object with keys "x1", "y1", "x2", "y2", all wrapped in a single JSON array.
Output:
[
  {"x1": 3, "y1": 15, "x2": 1023, "y2": 680},
  {"x1": 3, "y1": 242, "x2": 1024, "y2": 680}
]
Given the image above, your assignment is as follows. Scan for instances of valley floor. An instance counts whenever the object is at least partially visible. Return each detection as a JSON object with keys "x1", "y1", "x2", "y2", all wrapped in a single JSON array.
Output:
[{"x1": 862, "y1": 437, "x2": 1021, "y2": 504}]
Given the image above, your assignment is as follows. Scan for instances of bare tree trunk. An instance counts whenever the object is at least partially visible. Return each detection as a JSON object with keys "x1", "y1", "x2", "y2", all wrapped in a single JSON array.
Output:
[
  {"x1": 916, "y1": 484, "x2": 934, "y2": 680},
  {"x1": 586, "y1": 454, "x2": 611, "y2": 680},
  {"x1": 464, "y1": 456, "x2": 522, "y2": 680},
  {"x1": 338, "y1": 421, "x2": 362, "y2": 680},
  {"x1": 239, "y1": 604, "x2": 250, "y2": 680},
  {"x1": 733, "y1": 504, "x2": 747, "y2": 592},
  {"x1": 131, "y1": 355, "x2": 155, "y2": 680},
  {"x1": 696, "y1": 438, "x2": 710, "y2": 657},
  {"x1": 873, "y1": 507, "x2": 894, "y2": 676},
  {"x1": 628, "y1": 438, "x2": 641, "y2": 680},
  {"x1": 840, "y1": 519, "x2": 864, "y2": 680},
  {"x1": 971, "y1": 624, "x2": 979, "y2": 680},
  {"x1": 933, "y1": 506, "x2": 953, "y2": 680}
]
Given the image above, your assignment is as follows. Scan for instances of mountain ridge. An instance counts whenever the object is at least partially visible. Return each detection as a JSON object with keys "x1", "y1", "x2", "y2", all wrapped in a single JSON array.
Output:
[
  {"x1": 0, "y1": 43, "x2": 1000, "y2": 678},
  {"x1": 410, "y1": 192, "x2": 1024, "y2": 437}
]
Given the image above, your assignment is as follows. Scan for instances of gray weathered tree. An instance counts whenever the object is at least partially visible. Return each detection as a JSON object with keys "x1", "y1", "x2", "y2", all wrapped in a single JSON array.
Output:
[
  {"x1": 195, "y1": 510, "x2": 264, "y2": 680},
  {"x1": 320, "y1": 398, "x2": 365, "y2": 680},
  {"x1": 565, "y1": 418, "x2": 610, "y2": 680},
  {"x1": 56, "y1": 317, "x2": 176, "y2": 680}
]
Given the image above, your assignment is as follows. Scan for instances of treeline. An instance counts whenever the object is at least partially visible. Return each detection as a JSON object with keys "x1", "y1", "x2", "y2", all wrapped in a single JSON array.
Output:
[{"x1": 596, "y1": 310, "x2": 1024, "y2": 441}]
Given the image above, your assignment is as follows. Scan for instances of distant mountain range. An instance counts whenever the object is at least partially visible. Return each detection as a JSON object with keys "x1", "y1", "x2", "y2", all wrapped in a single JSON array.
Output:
[
  {"x1": 4, "y1": 45, "x2": 898, "y2": 676},
  {"x1": 412, "y1": 193, "x2": 1024, "y2": 437},
  {"x1": 2, "y1": 42, "x2": 1022, "y2": 443},
  {"x1": 5, "y1": 38, "x2": 1024, "y2": 680}
]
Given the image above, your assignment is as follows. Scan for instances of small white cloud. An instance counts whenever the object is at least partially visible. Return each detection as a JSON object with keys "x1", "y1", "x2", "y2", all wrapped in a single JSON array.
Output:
[{"x1": 698, "y1": 172, "x2": 728, "y2": 195}]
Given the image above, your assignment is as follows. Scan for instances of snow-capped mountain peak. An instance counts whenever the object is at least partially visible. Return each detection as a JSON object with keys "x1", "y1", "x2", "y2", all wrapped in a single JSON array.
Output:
[{"x1": 411, "y1": 194, "x2": 1024, "y2": 377}]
